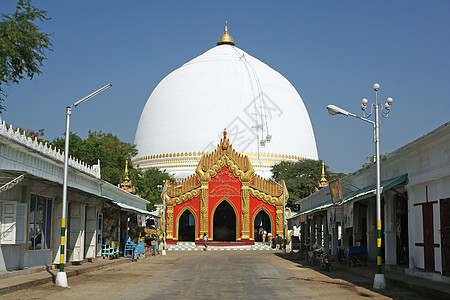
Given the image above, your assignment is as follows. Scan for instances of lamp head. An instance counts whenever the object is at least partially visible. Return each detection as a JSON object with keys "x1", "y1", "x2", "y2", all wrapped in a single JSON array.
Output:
[
  {"x1": 386, "y1": 97, "x2": 393, "y2": 105},
  {"x1": 373, "y1": 83, "x2": 380, "y2": 91},
  {"x1": 327, "y1": 105, "x2": 350, "y2": 116},
  {"x1": 361, "y1": 98, "x2": 368, "y2": 111}
]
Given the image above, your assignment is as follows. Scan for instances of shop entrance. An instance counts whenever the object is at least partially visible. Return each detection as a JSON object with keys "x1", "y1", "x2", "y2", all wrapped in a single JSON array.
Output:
[
  {"x1": 213, "y1": 201, "x2": 236, "y2": 241},
  {"x1": 178, "y1": 210, "x2": 195, "y2": 241},
  {"x1": 254, "y1": 210, "x2": 271, "y2": 241}
]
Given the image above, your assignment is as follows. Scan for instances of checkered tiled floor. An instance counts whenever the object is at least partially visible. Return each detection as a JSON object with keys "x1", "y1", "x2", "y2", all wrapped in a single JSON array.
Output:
[{"x1": 167, "y1": 242, "x2": 276, "y2": 251}]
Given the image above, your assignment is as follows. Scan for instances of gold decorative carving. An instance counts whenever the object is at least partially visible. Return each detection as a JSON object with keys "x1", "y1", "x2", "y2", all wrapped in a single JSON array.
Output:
[
  {"x1": 200, "y1": 184, "x2": 209, "y2": 235},
  {"x1": 249, "y1": 187, "x2": 282, "y2": 206},
  {"x1": 167, "y1": 206, "x2": 174, "y2": 239},
  {"x1": 172, "y1": 188, "x2": 201, "y2": 205},
  {"x1": 241, "y1": 184, "x2": 250, "y2": 239}
]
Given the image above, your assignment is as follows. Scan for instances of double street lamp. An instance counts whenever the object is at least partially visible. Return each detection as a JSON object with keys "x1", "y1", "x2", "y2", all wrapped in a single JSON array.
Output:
[
  {"x1": 327, "y1": 83, "x2": 393, "y2": 289},
  {"x1": 56, "y1": 84, "x2": 112, "y2": 288},
  {"x1": 158, "y1": 181, "x2": 181, "y2": 255}
]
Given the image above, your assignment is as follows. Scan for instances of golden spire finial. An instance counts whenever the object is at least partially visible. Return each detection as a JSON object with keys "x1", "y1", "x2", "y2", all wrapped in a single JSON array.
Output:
[
  {"x1": 124, "y1": 160, "x2": 129, "y2": 180},
  {"x1": 217, "y1": 21, "x2": 235, "y2": 46},
  {"x1": 319, "y1": 161, "x2": 329, "y2": 188}
]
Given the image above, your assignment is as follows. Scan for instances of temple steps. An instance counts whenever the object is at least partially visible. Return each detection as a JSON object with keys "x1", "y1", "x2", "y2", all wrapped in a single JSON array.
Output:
[{"x1": 167, "y1": 242, "x2": 275, "y2": 251}]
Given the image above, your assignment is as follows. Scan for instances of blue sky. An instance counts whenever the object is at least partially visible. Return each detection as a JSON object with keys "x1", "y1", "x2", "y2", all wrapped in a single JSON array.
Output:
[{"x1": 2, "y1": 1, "x2": 449, "y2": 174}]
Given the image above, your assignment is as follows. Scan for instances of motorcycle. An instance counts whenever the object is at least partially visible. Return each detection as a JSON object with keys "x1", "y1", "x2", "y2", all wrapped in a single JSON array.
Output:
[
  {"x1": 318, "y1": 251, "x2": 331, "y2": 271},
  {"x1": 311, "y1": 245, "x2": 331, "y2": 271}
]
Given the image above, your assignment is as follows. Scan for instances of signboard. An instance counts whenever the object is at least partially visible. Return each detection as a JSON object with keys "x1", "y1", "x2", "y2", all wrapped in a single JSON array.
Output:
[
  {"x1": 344, "y1": 203, "x2": 353, "y2": 228},
  {"x1": 291, "y1": 236, "x2": 300, "y2": 250},
  {"x1": 329, "y1": 179, "x2": 343, "y2": 203}
]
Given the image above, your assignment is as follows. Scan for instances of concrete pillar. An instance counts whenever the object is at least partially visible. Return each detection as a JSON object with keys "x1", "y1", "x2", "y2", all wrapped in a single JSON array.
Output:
[
  {"x1": 323, "y1": 213, "x2": 330, "y2": 254},
  {"x1": 353, "y1": 204, "x2": 363, "y2": 245},
  {"x1": 384, "y1": 192, "x2": 397, "y2": 265},
  {"x1": 305, "y1": 219, "x2": 310, "y2": 247},
  {"x1": 330, "y1": 222, "x2": 337, "y2": 255},
  {"x1": 310, "y1": 217, "x2": 316, "y2": 244},
  {"x1": 300, "y1": 222, "x2": 306, "y2": 246},
  {"x1": 316, "y1": 215, "x2": 323, "y2": 246}
]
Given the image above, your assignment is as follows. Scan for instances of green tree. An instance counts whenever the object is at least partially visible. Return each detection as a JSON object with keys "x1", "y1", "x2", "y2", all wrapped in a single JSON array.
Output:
[
  {"x1": 129, "y1": 168, "x2": 173, "y2": 211},
  {"x1": 362, "y1": 152, "x2": 391, "y2": 168},
  {"x1": 0, "y1": 0, "x2": 53, "y2": 110},
  {"x1": 271, "y1": 159, "x2": 346, "y2": 206},
  {"x1": 51, "y1": 131, "x2": 137, "y2": 186}
]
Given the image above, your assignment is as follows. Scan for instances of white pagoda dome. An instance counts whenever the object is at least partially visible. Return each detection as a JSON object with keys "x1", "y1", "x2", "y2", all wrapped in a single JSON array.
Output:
[{"x1": 133, "y1": 24, "x2": 318, "y2": 178}]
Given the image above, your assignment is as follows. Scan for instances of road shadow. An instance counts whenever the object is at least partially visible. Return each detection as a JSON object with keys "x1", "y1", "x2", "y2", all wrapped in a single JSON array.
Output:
[{"x1": 273, "y1": 252, "x2": 416, "y2": 299}]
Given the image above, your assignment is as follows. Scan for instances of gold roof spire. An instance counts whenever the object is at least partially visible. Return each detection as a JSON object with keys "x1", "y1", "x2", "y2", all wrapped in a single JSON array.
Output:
[
  {"x1": 217, "y1": 21, "x2": 235, "y2": 46},
  {"x1": 124, "y1": 160, "x2": 130, "y2": 180},
  {"x1": 119, "y1": 160, "x2": 136, "y2": 194},
  {"x1": 319, "y1": 161, "x2": 329, "y2": 189}
]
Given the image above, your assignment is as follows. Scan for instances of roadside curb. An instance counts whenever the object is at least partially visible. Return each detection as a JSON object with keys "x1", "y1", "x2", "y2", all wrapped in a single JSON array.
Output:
[
  {"x1": 0, "y1": 258, "x2": 131, "y2": 295},
  {"x1": 331, "y1": 263, "x2": 450, "y2": 300},
  {"x1": 385, "y1": 276, "x2": 450, "y2": 300}
]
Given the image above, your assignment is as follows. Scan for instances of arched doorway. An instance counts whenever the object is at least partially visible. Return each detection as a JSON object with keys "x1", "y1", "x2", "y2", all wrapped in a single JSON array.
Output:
[
  {"x1": 254, "y1": 210, "x2": 271, "y2": 242},
  {"x1": 178, "y1": 210, "x2": 195, "y2": 241},
  {"x1": 213, "y1": 201, "x2": 236, "y2": 241}
]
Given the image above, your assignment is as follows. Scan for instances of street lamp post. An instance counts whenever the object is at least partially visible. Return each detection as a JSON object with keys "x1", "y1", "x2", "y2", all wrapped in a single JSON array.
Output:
[
  {"x1": 56, "y1": 84, "x2": 112, "y2": 288},
  {"x1": 158, "y1": 181, "x2": 182, "y2": 256},
  {"x1": 327, "y1": 83, "x2": 393, "y2": 290},
  {"x1": 270, "y1": 179, "x2": 286, "y2": 255}
]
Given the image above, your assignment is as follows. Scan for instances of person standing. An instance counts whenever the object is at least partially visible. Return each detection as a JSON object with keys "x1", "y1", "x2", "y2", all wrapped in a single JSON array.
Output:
[
  {"x1": 262, "y1": 229, "x2": 267, "y2": 244},
  {"x1": 150, "y1": 238, "x2": 156, "y2": 255},
  {"x1": 203, "y1": 233, "x2": 208, "y2": 250},
  {"x1": 268, "y1": 232, "x2": 273, "y2": 246}
]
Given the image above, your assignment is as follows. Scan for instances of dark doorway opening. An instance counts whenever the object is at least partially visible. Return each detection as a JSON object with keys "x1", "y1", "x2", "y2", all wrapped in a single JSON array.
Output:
[
  {"x1": 440, "y1": 198, "x2": 450, "y2": 276},
  {"x1": 213, "y1": 201, "x2": 236, "y2": 241},
  {"x1": 396, "y1": 195, "x2": 409, "y2": 265},
  {"x1": 178, "y1": 210, "x2": 195, "y2": 241},
  {"x1": 254, "y1": 210, "x2": 271, "y2": 242}
]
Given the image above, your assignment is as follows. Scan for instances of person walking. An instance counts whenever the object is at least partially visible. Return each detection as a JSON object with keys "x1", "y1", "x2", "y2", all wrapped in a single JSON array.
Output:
[{"x1": 203, "y1": 233, "x2": 208, "y2": 250}]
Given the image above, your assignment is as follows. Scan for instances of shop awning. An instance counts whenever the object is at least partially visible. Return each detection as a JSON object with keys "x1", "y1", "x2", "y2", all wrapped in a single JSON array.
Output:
[
  {"x1": 299, "y1": 202, "x2": 335, "y2": 216},
  {"x1": 342, "y1": 174, "x2": 408, "y2": 204},
  {"x1": 112, "y1": 201, "x2": 150, "y2": 215}
]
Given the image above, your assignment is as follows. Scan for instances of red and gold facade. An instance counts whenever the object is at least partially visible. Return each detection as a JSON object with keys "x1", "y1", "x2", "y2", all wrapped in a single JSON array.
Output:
[{"x1": 164, "y1": 130, "x2": 288, "y2": 245}]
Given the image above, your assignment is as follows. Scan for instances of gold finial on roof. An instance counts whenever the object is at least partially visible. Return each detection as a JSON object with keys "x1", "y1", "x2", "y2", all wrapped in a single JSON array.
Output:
[
  {"x1": 217, "y1": 21, "x2": 235, "y2": 46},
  {"x1": 319, "y1": 161, "x2": 329, "y2": 188},
  {"x1": 124, "y1": 160, "x2": 130, "y2": 180},
  {"x1": 120, "y1": 159, "x2": 136, "y2": 194}
]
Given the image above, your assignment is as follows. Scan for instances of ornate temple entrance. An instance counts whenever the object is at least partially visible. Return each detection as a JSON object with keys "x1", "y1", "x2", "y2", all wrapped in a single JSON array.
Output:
[
  {"x1": 213, "y1": 200, "x2": 236, "y2": 242},
  {"x1": 163, "y1": 130, "x2": 288, "y2": 246},
  {"x1": 178, "y1": 209, "x2": 196, "y2": 241},
  {"x1": 253, "y1": 210, "x2": 272, "y2": 242}
]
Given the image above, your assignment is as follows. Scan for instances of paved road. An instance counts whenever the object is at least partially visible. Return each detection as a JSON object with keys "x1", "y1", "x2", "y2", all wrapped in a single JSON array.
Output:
[{"x1": 4, "y1": 251, "x2": 428, "y2": 299}]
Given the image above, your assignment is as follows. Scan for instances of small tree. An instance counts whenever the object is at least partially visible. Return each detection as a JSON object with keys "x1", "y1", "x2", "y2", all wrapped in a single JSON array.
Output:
[
  {"x1": 271, "y1": 159, "x2": 346, "y2": 206},
  {"x1": 0, "y1": 0, "x2": 53, "y2": 110},
  {"x1": 50, "y1": 131, "x2": 137, "y2": 186},
  {"x1": 129, "y1": 168, "x2": 173, "y2": 211}
]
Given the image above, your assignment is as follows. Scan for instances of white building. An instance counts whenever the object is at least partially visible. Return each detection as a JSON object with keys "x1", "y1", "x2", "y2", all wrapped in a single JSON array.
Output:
[
  {"x1": 293, "y1": 122, "x2": 450, "y2": 282},
  {"x1": 133, "y1": 24, "x2": 318, "y2": 178},
  {"x1": 0, "y1": 117, "x2": 148, "y2": 271}
]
